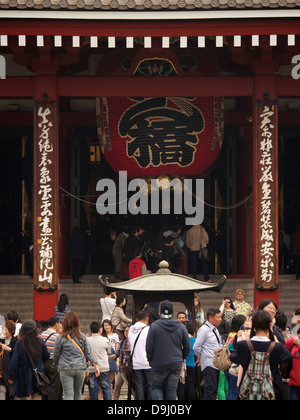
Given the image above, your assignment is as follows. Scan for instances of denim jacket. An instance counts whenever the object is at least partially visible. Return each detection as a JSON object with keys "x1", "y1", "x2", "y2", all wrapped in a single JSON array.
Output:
[{"x1": 53, "y1": 333, "x2": 96, "y2": 371}]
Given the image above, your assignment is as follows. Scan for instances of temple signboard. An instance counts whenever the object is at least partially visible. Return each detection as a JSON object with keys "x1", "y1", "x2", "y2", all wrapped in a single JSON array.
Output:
[
  {"x1": 33, "y1": 102, "x2": 58, "y2": 291},
  {"x1": 255, "y1": 101, "x2": 278, "y2": 290}
]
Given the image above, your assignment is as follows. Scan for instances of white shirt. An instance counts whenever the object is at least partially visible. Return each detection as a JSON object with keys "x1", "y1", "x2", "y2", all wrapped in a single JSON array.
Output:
[
  {"x1": 107, "y1": 333, "x2": 120, "y2": 351},
  {"x1": 100, "y1": 297, "x2": 116, "y2": 323},
  {"x1": 87, "y1": 334, "x2": 110, "y2": 373},
  {"x1": 128, "y1": 322, "x2": 151, "y2": 370},
  {"x1": 251, "y1": 336, "x2": 271, "y2": 342},
  {"x1": 14, "y1": 322, "x2": 22, "y2": 337}
]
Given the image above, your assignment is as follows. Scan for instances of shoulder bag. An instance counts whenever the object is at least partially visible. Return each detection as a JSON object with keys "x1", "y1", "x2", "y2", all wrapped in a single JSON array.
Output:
[
  {"x1": 126, "y1": 327, "x2": 146, "y2": 400},
  {"x1": 126, "y1": 327, "x2": 146, "y2": 379},
  {"x1": 198, "y1": 226, "x2": 210, "y2": 261},
  {"x1": 204, "y1": 324, "x2": 232, "y2": 371},
  {"x1": 213, "y1": 345, "x2": 232, "y2": 371},
  {"x1": 67, "y1": 334, "x2": 89, "y2": 382},
  {"x1": 67, "y1": 334, "x2": 85, "y2": 358},
  {"x1": 199, "y1": 247, "x2": 210, "y2": 261},
  {"x1": 27, "y1": 352, "x2": 50, "y2": 396}
]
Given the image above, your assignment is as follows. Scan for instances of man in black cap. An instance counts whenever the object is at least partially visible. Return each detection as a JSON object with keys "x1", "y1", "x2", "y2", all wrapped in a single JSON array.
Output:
[{"x1": 146, "y1": 300, "x2": 190, "y2": 400}]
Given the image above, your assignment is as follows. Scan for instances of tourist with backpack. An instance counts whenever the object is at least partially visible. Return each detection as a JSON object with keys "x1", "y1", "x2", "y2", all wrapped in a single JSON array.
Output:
[{"x1": 230, "y1": 310, "x2": 292, "y2": 400}]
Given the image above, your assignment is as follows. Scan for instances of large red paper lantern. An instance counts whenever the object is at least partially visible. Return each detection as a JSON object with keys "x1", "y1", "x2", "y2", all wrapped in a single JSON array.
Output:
[{"x1": 96, "y1": 96, "x2": 224, "y2": 178}]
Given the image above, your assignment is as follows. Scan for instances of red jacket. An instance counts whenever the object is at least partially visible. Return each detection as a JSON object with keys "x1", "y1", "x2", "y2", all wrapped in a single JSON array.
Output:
[
  {"x1": 129, "y1": 258, "x2": 146, "y2": 279},
  {"x1": 285, "y1": 338, "x2": 300, "y2": 387}
]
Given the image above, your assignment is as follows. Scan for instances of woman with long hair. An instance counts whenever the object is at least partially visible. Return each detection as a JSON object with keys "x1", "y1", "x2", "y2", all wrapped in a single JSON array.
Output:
[
  {"x1": 53, "y1": 311, "x2": 99, "y2": 400},
  {"x1": 186, "y1": 295, "x2": 205, "y2": 324},
  {"x1": 225, "y1": 315, "x2": 246, "y2": 400},
  {"x1": 111, "y1": 296, "x2": 132, "y2": 336},
  {"x1": 194, "y1": 296, "x2": 205, "y2": 323},
  {"x1": 230, "y1": 310, "x2": 292, "y2": 400},
  {"x1": 114, "y1": 325, "x2": 131, "y2": 400},
  {"x1": 220, "y1": 297, "x2": 236, "y2": 327},
  {"x1": 54, "y1": 294, "x2": 71, "y2": 323},
  {"x1": 258, "y1": 298, "x2": 285, "y2": 344},
  {"x1": 101, "y1": 319, "x2": 119, "y2": 397},
  {"x1": 9, "y1": 320, "x2": 50, "y2": 400}
]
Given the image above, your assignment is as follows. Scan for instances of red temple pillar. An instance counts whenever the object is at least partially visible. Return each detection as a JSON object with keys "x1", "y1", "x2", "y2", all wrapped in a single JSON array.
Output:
[
  {"x1": 33, "y1": 75, "x2": 59, "y2": 320},
  {"x1": 253, "y1": 73, "x2": 279, "y2": 308},
  {"x1": 236, "y1": 122, "x2": 253, "y2": 276}
]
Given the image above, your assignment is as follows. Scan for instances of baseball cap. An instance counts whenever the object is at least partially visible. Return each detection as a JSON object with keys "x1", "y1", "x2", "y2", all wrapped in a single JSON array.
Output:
[{"x1": 160, "y1": 300, "x2": 173, "y2": 318}]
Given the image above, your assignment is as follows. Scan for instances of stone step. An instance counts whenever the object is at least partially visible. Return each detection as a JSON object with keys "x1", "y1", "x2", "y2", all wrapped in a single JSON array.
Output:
[
  {"x1": 0, "y1": 275, "x2": 299, "y2": 335},
  {"x1": 57, "y1": 276, "x2": 253, "y2": 334},
  {"x1": 0, "y1": 276, "x2": 34, "y2": 322}
]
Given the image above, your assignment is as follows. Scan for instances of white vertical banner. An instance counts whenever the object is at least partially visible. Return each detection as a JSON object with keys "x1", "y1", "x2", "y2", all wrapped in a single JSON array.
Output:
[
  {"x1": 255, "y1": 101, "x2": 278, "y2": 290},
  {"x1": 34, "y1": 102, "x2": 58, "y2": 291}
]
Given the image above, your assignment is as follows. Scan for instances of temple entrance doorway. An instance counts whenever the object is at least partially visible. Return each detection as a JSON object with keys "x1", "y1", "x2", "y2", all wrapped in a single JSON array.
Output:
[{"x1": 0, "y1": 133, "x2": 33, "y2": 275}]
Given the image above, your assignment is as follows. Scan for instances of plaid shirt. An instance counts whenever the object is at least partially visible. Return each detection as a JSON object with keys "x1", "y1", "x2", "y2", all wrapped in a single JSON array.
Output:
[{"x1": 116, "y1": 338, "x2": 131, "y2": 367}]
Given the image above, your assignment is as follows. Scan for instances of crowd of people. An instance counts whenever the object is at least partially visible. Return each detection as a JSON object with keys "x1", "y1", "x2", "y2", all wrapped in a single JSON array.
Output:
[
  {"x1": 68, "y1": 222, "x2": 300, "y2": 284},
  {"x1": 67, "y1": 222, "x2": 215, "y2": 285},
  {"x1": 110, "y1": 223, "x2": 215, "y2": 284},
  {"x1": 0, "y1": 286, "x2": 299, "y2": 401},
  {"x1": 192, "y1": 291, "x2": 300, "y2": 401}
]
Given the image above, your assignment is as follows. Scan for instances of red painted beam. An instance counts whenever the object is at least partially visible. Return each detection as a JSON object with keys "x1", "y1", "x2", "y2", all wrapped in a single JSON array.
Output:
[
  {"x1": 56, "y1": 76, "x2": 254, "y2": 97},
  {"x1": 0, "y1": 77, "x2": 33, "y2": 97},
  {"x1": 1, "y1": 76, "x2": 253, "y2": 98},
  {"x1": 0, "y1": 110, "x2": 299, "y2": 126},
  {"x1": 0, "y1": 110, "x2": 253, "y2": 126},
  {"x1": 0, "y1": 19, "x2": 300, "y2": 37},
  {"x1": 278, "y1": 77, "x2": 300, "y2": 97},
  {"x1": 55, "y1": 76, "x2": 300, "y2": 97},
  {"x1": 1, "y1": 76, "x2": 300, "y2": 98}
]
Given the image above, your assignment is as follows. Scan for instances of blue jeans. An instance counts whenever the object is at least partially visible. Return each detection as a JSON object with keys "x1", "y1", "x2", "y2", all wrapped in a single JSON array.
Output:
[
  {"x1": 88, "y1": 372, "x2": 112, "y2": 400},
  {"x1": 134, "y1": 369, "x2": 153, "y2": 400},
  {"x1": 152, "y1": 365, "x2": 182, "y2": 400},
  {"x1": 59, "y1": 369, "x2": 86, "y2": 400},
  {"x1": 225, "y1": 370, "x2": 239, "y2": 400}
]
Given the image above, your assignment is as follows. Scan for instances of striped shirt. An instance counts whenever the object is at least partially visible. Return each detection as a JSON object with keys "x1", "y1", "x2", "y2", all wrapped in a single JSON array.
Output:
[
  {"x1": 40, "y1": 328, "x2": 59, "y2": 359},
  {"x1": 54, "y1": 304, "x2": 71, "y2": 322}
]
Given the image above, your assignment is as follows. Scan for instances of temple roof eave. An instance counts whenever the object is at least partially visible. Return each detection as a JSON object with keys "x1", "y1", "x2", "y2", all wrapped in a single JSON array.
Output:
[{"x1": 1, "y1": 1, "x2": 300, "y2": 12}]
